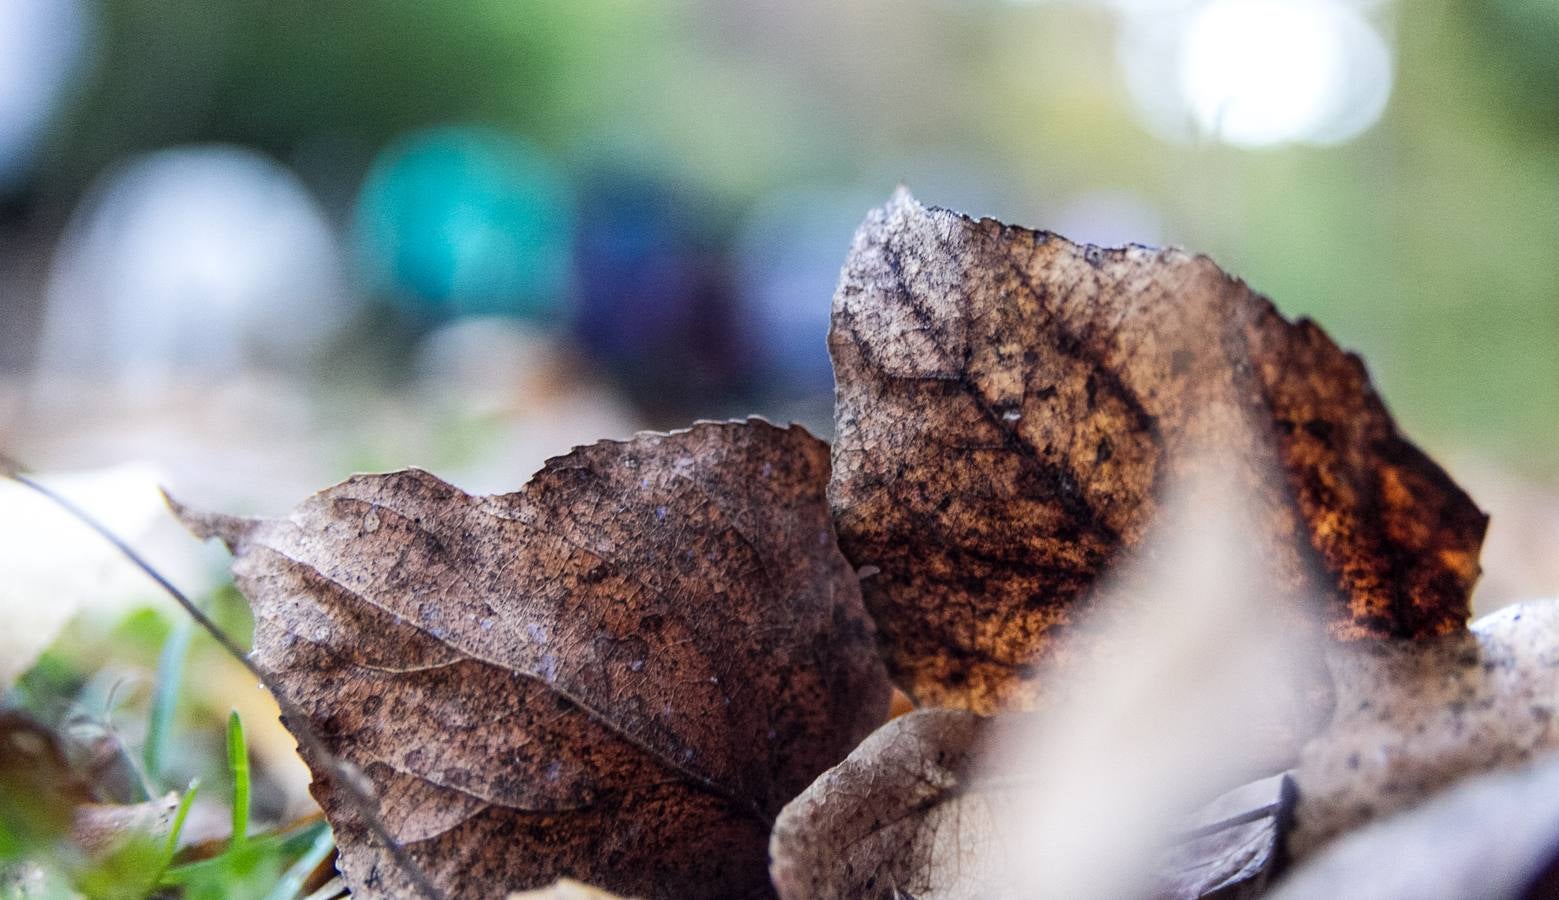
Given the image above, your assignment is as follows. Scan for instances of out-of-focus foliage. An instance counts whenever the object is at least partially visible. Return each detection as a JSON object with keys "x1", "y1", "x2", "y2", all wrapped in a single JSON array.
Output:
[
  {"x1": 0, "y1": 0, "x2": 1551, "y2": 461},
  {"x1": 0, "y1": 587, "x2": 334, "y2": 898}
]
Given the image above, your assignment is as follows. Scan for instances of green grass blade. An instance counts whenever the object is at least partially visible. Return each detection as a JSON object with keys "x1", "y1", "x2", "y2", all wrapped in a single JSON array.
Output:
[
  {"x1": 151, "y1": 778, "x2": 200, "y2": 885},
  {"x1": 166, "y1": 779, "x2": 200, "y2": 857},
  {"x1": 145, "y1": 616, "x2": 195, "y2": 785},
  {"x1": 159, "y1": 826, "x2": 315, "y2": 884},
  {"x1": 263, "y1": 822, "x2": 335, "y2": 900},
  {"x1": 227, "y1": 710, "x2": 250, "y2": 848}
]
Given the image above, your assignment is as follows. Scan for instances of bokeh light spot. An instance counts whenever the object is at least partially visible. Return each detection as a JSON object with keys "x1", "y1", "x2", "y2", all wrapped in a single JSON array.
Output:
[
  {"x1": 0, "y1": 0, "x2": 91, "y2": 188},
  {"x1": 42, "y1": 145, "x2": 349, "y2": 377},
  {"x1": 353, "y1": 127, "x2": 575, "y2": 323},
  {"x1": 1179, "y1": 0, "x2": 1392, "y2": 147}
]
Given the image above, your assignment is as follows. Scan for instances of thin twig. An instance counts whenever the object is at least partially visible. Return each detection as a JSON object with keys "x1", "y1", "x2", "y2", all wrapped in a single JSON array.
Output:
[
  {"x1": 1, "y1": 455, "x2": 444, "y2": 900},
  {"x1": 1171, "y1": 801, "x2": 1282, "y2": 843}
]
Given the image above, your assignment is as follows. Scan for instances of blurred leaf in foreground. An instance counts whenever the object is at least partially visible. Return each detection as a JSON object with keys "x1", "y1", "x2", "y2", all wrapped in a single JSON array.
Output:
[
  {"x1": 0, "y1": 710, "x2": 180, "y2": 898},
  {"x1": 773, "y1": 468, "x2": 1322, "y2": 899}
]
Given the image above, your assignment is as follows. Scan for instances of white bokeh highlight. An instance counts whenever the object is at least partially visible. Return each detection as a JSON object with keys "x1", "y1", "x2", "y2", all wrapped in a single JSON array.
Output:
[
  {"x1": 1181, "y1": 0, "x2": 1392, "y2": 146},
  {"x1": 1021, "y1": 0, "x2": 1396, "y2": 148},
  {"x1": 0, "y1": 0, "x2": 91, "y2": 187},
  {"x1": 40, "y1": 145, "x2": 352, "y2": 380}
]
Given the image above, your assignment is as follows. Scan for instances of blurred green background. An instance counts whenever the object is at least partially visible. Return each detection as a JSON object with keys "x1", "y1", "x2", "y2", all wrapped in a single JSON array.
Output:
[
  {"x1": 1, "y1": 0, "x2": 1555, "y2": 463},
  {"x1": 3, "y1": 0, "x2": 1557, "y2": 601}
]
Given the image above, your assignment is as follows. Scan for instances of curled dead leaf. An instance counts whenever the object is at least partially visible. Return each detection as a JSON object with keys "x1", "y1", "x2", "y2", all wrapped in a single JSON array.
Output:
[
  {"x1": 175, "y1": 419, "x2": 892, "y2": 899},
  {"x1": 769, "y1": 709, "x2": 995, "y2": 900},
  {"x1": 1289, "y1": 598, "x2": 1559, "y2": 859},
  {"x1": 0, "y1": 711, "x2": 92, "y2": 843},
  {"x1": 0, "y1": 712, "x2": 178, "y2": 891},
  {"x1": 828, "y1": 190, "x2": 1486, "y2": 712},
  {"x1": 1273, "y1": 752, "x2": 1559, "y2": 900}
]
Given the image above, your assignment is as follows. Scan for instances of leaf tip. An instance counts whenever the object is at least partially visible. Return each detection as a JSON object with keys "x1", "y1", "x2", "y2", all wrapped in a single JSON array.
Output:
[{"x1": 162, "y1": 488, "x2": 259, "y2": 553}]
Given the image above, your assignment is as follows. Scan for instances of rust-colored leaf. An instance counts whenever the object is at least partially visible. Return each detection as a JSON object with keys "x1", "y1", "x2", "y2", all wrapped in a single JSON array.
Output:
[
  {"x1": 829, "y1": 189, "x2": 1487, "y2": 711},
  {"x1": 175, "y1": 419, "x2": 892, "y2": 899}
]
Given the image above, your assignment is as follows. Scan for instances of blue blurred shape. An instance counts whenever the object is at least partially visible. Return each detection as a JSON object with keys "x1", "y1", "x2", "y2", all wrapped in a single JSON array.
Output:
[
  {"x1": 42, "y1": 145, "x2": 350, "y2": 378},
  {"x1": 573, "y1": 177, "x2": 701, "y2": 360},
  {"x1": 733, "y1": 186, "x2": 883, "y2": 397},
  {"x1": 571, "y1": 175, "x2": 748, "y2": 408},
  {"x1": 353, "y1": 126, "x2": 574, "y2": 321},
  {"x1": 0, "y1": 0, "x2": 92, "y2": 190}
]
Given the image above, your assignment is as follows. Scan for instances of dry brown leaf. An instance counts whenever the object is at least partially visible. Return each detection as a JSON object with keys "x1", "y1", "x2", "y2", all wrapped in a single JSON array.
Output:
[
  {"x1": 69, "y1": 794, "x2": 179, "y2": 856},
  {"x1": 771, "y1": 462, "x2": 1325, "y2": 900},
  {"x1": 0, "y1": 711, "x2": 93, "y2": 842},
  {"x1": 1288, "y1": 598, "x2": 1559, "y2": 859},
  {"x1": 0, "y1": 711, "x2": 177, "y2": 890},
  {"x1": 829, "y1": 190, "x2": 1487, "y2": 711},
  {"x1": 175, "y1": 419, "x2": 892, "y2": 899}
]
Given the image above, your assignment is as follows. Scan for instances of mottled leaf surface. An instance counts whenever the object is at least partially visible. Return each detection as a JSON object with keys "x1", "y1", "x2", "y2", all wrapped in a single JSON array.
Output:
[
  {"x1": 1289, "y1": 598, "x2": 1559, "y2": 860},
  {"x1": 176, "y1": 419, "x2": 891, "y2": 899},
  {"x1": 829, "y1": 190, "x2": 1487, "y2": 711}
]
